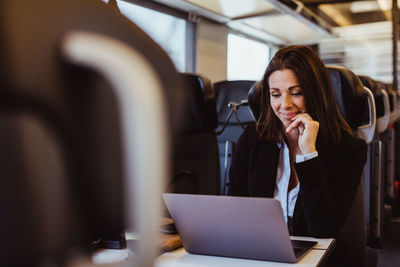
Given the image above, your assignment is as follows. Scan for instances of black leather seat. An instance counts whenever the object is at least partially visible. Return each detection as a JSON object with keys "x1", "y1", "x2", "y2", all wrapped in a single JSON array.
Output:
[
  {"x1": 380, "y1": 83, "x2": 397, "y2": 123},
  {"x1": 326, "y1": 66, "x2": 378, "y2": 267},
  {"x1": 359, "y1": 76, "x2": 390, "y2": 135},
  {"x1": 169, "y1": 73, "x2": 220, "y2": 195},
  {"x1": 379, "y1": 82, "x2": 398, "y2": 205},
  {"x1": 214, "y1": 80, "x2": 256, "y2": 194},
  {"x1": 383, "y1": 82, "x2": 400, "y2": 204},
  {"x1": 327, "y1": 68, "x2": 371, "y2": 130},
  {"x1": 359, "y1": 75, "x2": 390, "y2": 251},
  {"x1": 0, "y1": 0, "x2": 184, "y2": 265}
]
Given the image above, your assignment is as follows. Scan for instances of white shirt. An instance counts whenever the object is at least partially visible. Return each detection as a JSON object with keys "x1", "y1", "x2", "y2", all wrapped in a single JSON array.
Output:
[{"x1": 273, "y1": 143, "x2": 318, "y2": 225}]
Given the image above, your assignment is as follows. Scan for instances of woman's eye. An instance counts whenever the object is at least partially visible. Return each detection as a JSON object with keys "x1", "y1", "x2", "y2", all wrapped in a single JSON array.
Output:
[
  {"x1": 292, "y1": 91, "x2": 303, "y2": 96},
  {"x1": 271, "y1": 93, "x2": 280, "y2": 97}
]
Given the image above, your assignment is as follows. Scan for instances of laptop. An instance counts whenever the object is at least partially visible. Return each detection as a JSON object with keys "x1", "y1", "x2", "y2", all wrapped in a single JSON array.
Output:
[{"x1": 162, "y1": 193, "x2": 317, "y2": 263}]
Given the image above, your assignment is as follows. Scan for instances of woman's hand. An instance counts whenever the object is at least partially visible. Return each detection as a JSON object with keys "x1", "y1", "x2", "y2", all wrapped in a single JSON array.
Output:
[{"x1": 286, "y1": 113, "x2": 319, "y2": 155}]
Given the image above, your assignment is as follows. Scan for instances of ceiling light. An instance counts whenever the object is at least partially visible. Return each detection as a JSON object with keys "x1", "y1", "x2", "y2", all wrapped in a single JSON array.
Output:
[{"x1": 350, "y1": 1, "x2": 381, "y2": 13}]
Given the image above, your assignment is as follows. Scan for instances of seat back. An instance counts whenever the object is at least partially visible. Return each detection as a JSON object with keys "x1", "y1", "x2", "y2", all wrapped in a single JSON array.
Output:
[
  {"x1": 382, "y1": 83, "x2": 397, "y2": 124},
  {"x1": 214, "y1": 80, "x2": 256, "y2": 194},
  {"x1": 359, "y1": 76, "x2": 389, "y2": 250},
  {"x1": 214, "y1": 80, "x2": 256, "y2": 141},
  {"x1": 326, "y1": 66, "x2": 376, "y2": 267},
  {"x1": 0, "y1": 0, "x2": 184, "y2": 266},
  {"x1": 377, "y1": 83, "x2": 397, "y2": 214},
  {"x1": 170, "y1": 73, "x2": 220, "y2": 195},
  {"x1": 386, "y1": 82, "x2": 400, "y2": 204},
  {"x1": 359, "y1": 76, "x2": 390, "y2": 134}
]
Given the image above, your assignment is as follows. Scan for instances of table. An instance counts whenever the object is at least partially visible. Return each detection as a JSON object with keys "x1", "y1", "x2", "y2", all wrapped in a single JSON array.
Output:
[
  {"x1": 155, "y1": 236, "x2": 335, "y2": 267},
  {"x1": 90, "y1": 236, "x2": 335, "y2": 266}
]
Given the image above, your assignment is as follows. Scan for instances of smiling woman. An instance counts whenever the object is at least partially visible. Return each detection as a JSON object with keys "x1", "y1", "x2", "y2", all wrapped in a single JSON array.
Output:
[
  {"x1": 268, "y1": 69, "x2": 318, "y2": 156},
  {"x1": 228, "y1": 45, "x2": 368, "y2": 266}
]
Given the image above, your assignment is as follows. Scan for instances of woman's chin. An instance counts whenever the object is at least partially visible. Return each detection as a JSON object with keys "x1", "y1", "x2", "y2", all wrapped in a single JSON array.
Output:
[{"x1": 281, "y1": 120, "x2": 291, "y2": 129}]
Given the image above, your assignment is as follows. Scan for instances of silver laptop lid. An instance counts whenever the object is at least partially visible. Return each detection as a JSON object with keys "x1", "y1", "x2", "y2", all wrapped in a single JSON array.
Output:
[{"x1": 163, "y1": 193, "x2": 297, "y2": 263}]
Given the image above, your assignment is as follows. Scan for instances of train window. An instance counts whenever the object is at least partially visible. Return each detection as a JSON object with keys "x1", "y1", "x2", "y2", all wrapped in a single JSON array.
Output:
[
  {"x1": 116, "y1": 0, "x2": 187, "y2": 71},
  {"x1": 227, "y1": 33, "x2": 269, "y2": 80}
]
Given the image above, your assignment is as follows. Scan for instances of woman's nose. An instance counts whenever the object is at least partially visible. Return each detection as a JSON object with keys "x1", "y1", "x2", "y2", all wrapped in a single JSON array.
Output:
[{"x1": 281, "y1": 94, "x2": 292, "y2": 109}]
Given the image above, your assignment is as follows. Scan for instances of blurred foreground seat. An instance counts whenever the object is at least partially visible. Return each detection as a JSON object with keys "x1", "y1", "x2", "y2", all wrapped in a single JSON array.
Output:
[{"x1": 0, "y1": 0, "x2": 184, "y2": 266}]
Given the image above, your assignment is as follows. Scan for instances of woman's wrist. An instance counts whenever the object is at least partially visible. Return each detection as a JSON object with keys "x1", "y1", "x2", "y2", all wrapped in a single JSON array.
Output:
[{"x1": 300, "y1": 146, "x2": 316, "y2": 155}]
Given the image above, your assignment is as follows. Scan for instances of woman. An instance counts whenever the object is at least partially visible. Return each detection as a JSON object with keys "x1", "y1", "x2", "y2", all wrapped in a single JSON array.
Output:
[{"x1": 228, "y1": 45, "x2": 367, "y2": 264}]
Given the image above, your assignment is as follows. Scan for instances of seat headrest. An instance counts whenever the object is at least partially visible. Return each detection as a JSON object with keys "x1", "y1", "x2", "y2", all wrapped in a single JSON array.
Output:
[
  {"x1": 359, "y1": 76, "x2": 384, "y2": 95},
  {"x1": 384, "y1": 82, "x2": 396, "y2": 95},
  {"x1": 327, "y1": 66, "x2": 369, "y2": 129},
  {"x1": 179, "y1": 73, "x2": 218, "y2": 133},
  {"x1": 379, "y1": 82, "x2": 394, "y2": 112},
  {"x1": 359, "y1": 75, "x2": 385, "y2": 118},
  {"x1": 214, "y1": 80, "x2": 256, "y2": 124}
]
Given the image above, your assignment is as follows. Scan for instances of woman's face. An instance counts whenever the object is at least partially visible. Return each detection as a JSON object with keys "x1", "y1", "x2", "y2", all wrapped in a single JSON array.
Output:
[{"x1": 269, "y1": 69, "x2": 306, "y2": 128}]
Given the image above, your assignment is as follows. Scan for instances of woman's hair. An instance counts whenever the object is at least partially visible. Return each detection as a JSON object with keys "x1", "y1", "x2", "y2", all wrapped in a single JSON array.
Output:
[{"x1": 256, "y1": 45, "x2": 351, "y2": 149}]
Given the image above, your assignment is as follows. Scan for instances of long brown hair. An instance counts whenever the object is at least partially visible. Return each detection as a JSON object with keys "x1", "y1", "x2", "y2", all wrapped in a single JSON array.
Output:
[{"x1": 256, "y1": 45, "x2": 351, "y2": 149}]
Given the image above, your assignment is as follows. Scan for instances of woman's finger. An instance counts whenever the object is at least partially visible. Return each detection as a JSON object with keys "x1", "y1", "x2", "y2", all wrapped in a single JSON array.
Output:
[
  {"x1": 286, "y1": 113, "x2": 317, "y2": 133},
  {"x1": 286, "y1": 117, "x2": 304, "y2": 133},
  {"x1": 298, "y1": 124, "x2": 304, "y2": 135},
  {"x1": 292, "y1": 113, "x2": 312, "y2": 122}
]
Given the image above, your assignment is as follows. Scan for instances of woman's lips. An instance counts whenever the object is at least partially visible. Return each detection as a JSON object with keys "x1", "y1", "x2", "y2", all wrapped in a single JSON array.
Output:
[{"x1": 281, "y1": 112, "x2": 298, "y2": 120}]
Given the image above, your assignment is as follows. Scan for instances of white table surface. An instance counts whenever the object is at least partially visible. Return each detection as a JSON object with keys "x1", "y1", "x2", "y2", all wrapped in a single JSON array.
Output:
[
  {"x1": 155, "y1": 247, "x2": 326, "y2": 267},
  {"x1": 91, "y1": 237, "x2": 335, "y2": 266},
  {"x1": 155, "y1": 237, "x2": 335, "y2": 267}
]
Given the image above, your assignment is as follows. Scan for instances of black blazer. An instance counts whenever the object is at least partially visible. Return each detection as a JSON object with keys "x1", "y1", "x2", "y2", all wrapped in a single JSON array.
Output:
[{"x1": 228, "y1": 123, "x2": 367, "y2": 238}]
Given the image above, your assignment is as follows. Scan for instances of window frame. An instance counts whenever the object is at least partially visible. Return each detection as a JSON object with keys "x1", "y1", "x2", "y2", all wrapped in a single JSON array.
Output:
[
  {"x1": 226, "y1": 31, "x2": 272, "y2": 80},
  {"x1": 119, "y1": 0, "x2": 197, "y2": 72}
]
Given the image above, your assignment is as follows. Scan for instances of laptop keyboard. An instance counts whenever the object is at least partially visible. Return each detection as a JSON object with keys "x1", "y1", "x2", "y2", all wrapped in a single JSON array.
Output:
[{"x1": 291, "y1": 240, "x2": 318, "y2": 258}]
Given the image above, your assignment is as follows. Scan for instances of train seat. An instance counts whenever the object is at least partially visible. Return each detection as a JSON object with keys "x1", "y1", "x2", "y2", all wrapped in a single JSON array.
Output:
[
  {"x1": 327, "y1": 66, "x2": 378, "y2": 267},
  {"x1": 214, "y1": 80, "x2": 256, "y2": 195},
  {"x1": 0, "y1": 0, "x2": 184, "y2": 265},
  {"x1": 381, "y1": 83, "x2": 398, "y2": 125},
  {"x1": 359, "y1": 76, "x2": 391, "y2": 250},
  {"x1": 380, "y1": 83, "x2": 398, "y2": 204},
  {"x1": 169, "y1": 73, "x2": 220, "y2": 195},
  {"x1": 359, "y1": 76, "x2": 390, "y2": 135}
]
